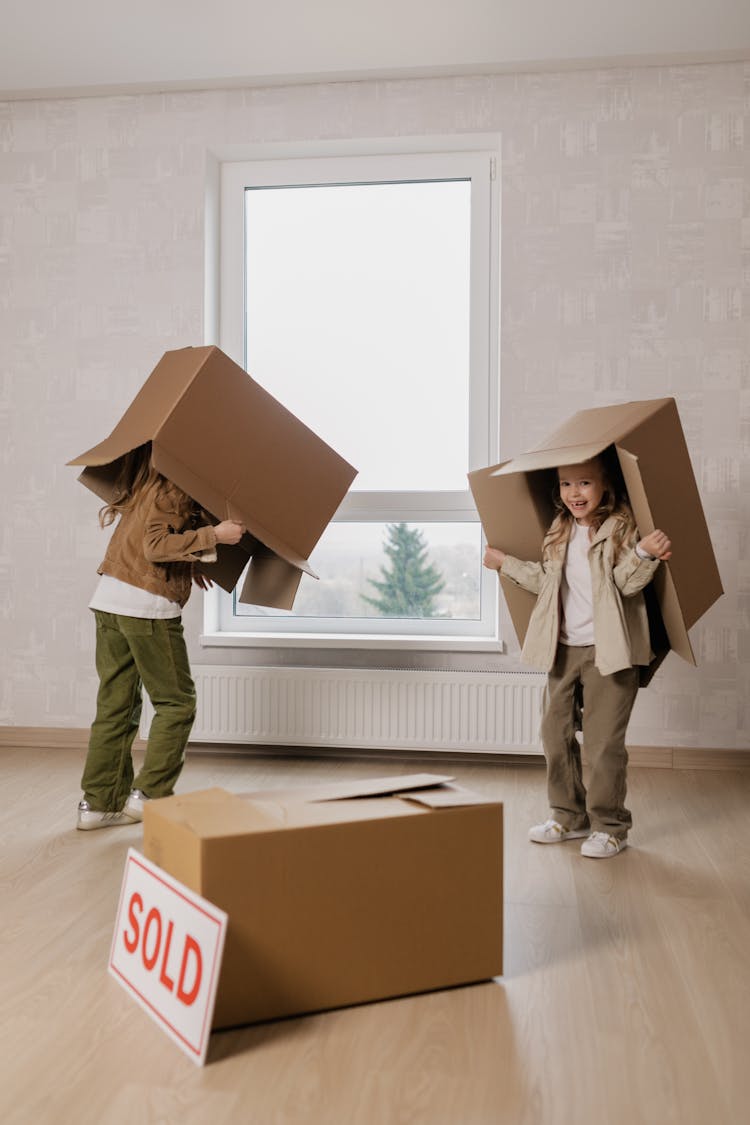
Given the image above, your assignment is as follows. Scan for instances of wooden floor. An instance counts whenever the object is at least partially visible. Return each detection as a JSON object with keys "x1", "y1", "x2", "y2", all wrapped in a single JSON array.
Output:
[{"x1": 1, "y1": 746, "x2": 748, "y2": 1125}]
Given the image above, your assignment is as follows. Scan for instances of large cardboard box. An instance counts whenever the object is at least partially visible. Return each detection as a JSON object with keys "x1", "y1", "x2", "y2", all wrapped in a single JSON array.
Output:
[
  {"x1": 142, "y1": 774, "x2": 503, "y2": 1029},
  {"x1": 468, "y1": 398, "x2": 723, "y2": 681},
  {"x1": 68, "y1": 346, "x2": 357, "y2": 609}
]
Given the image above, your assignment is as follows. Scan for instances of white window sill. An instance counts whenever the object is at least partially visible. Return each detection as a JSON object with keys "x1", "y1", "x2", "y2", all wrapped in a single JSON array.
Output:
[{"x1": 200, "y1": 631, "x2": 505, "y2": 653}]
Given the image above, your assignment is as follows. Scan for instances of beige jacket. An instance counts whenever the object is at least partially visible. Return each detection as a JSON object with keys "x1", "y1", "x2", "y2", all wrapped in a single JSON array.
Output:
[
  {"x1": 500, "y1": 516, "x2": 660, "y2": 676},
  {"x1": 98, "y1": 484, "x2": 217, "y2": 608}
]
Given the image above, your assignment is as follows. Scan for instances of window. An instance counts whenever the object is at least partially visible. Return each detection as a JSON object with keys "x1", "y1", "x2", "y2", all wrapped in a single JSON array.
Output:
[{"x1": 207, "y1": 138, "x2": 500, "y2": 649}]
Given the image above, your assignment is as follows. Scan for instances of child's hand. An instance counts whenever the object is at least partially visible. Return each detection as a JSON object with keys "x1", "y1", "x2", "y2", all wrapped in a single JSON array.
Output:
[
  {"x1": 215, "y1": 519, "x2": 246, "y2": 545},
  {"x1": 483, "y1": 546, "x2": 507, "y2": 571},
  {"x1": 638, "y1": 529, "x2": 672, "y2": 561},
  {"x1": 193, "y1": 572, "x2": 214, "y2": 590}
]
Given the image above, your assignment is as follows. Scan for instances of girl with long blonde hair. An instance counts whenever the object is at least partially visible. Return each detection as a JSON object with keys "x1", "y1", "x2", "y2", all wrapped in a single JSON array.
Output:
[{"x1": 483, "y1": 448, "x2": 671, "y2": 859}]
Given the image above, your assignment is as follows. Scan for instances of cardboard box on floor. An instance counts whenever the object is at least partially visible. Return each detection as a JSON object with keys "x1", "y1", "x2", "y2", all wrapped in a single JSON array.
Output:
[
  {"x1": 68, "y1": 346, "x2": 357, "y2": 609},
  {"x1": 468, "y1": 398, "x2": 723, "y2": 683},
  {"x1": 142, "y1": 775, "x2": 503, "y2": 1029}
]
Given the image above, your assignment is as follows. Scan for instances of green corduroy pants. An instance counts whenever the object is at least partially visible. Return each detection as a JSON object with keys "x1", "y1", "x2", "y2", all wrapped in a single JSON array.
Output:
[{"x1": 81, "y1": 610, "x2": 196, "y2": 812}]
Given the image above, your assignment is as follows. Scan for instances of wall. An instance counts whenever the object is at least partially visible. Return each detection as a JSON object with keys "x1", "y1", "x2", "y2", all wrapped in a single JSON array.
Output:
[{"x1": 1, "y1": 62, "x2": 747, "y2": 748}]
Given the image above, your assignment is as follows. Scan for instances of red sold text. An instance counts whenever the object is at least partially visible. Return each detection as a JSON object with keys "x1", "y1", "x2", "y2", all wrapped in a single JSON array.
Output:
[{"x1": 123, "y1": 892, "x2": 202, "y2": 1005}]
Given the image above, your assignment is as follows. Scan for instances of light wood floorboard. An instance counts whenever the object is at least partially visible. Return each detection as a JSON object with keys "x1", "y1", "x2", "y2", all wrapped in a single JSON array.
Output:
[{"x1": 1, "y1": 746, "x2": 748, "y2": 1125}]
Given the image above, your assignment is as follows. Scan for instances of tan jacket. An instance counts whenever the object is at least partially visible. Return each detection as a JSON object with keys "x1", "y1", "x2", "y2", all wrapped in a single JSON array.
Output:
[
  {"x1": 98, "y1": 485, "x2": 217, "y2": 608},
  {"x1": 500, "y1": 516, "x2": 660, "y2": 676}
]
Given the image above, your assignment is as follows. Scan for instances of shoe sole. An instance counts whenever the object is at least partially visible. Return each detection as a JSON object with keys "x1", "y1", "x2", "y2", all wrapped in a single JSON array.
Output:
[
  {"x1": 529, "y1": 828, "x2": 590, "y2": 844},
  {"x1": 76, "y1": 811, "x2": 138, "y2": 831},
  {"x1": 580, "y1": 841, "x2": 628, "y2": 858}
]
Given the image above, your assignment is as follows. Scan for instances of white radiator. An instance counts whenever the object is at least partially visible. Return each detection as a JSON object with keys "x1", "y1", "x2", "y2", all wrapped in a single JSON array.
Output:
[{"x1": 141, "y1": 666, "x2": 545, "y2": 755}]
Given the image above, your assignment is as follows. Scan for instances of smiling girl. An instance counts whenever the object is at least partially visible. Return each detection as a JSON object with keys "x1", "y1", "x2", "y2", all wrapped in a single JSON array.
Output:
[{"x1": 483, "y1": 450, "x2": 671, "y2": 858}]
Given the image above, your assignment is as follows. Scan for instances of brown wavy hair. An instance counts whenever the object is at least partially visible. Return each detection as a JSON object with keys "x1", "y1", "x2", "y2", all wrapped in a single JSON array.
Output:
[
  {"x1": 98, "y1": 443, "x2": 194, "y2": 528},
  {"x1": 542, "y1": 447, "x2": 637, "y2": 562}
]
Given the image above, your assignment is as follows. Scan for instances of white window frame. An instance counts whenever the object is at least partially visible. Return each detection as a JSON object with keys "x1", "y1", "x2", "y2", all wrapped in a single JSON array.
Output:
[{"x1": 202, "y1": 135, "x2": 501, "y2": 652}]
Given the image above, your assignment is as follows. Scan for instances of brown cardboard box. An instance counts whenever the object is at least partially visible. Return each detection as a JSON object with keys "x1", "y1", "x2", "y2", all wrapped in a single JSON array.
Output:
[
  {"x1": 468, "y1": 398, "x2": 723, "y2": 682},
  {"x1": 68, "y1": 346, "x2": 357, "y2": 609},
  {"x1": 142, "y1": 774, "x2": 503, "y2": 1029}
]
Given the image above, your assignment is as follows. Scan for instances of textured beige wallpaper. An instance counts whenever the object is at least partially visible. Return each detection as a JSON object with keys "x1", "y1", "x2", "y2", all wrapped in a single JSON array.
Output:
[{"x1": 0, "y1": 63, "x2": 746, "y2": 747}]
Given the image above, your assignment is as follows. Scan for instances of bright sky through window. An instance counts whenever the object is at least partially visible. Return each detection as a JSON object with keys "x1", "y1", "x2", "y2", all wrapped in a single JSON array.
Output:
[{"x1": 244, "y1": 179, "x2": 471, "y2": 492}]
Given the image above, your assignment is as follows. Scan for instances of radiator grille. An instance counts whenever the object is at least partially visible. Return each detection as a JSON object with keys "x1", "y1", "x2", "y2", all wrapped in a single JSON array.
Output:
[{"x1": 141, "y1": 666, "x2": 545, "y2": 754}]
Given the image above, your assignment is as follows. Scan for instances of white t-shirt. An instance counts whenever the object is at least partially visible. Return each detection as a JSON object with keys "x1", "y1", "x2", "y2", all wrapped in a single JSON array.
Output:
[
  {"x1": 560, "y1": 520, "x2": 594, "y2": 646},
  {"x1": 89, "y1": 574, "x2": 182, "y2": 619}
]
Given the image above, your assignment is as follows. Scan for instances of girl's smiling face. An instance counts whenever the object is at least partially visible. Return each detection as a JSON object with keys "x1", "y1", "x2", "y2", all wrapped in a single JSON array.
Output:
[{"x1": 557, "y1": 460, "x2": 606, "y2": 525}]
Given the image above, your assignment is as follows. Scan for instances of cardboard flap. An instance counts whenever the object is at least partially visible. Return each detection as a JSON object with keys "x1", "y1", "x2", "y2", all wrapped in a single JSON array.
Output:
[
  {"x1": 469, "y1": 460, "x2": 552, "y2": 647},
  {"x1": 76, "y1": 464, "x2": 123, "y2": 505},
  {"x1": 313, "y1": 773, "x2": 456, "y2": 803},
  {"x1": 143, "y1": 787, "x2": 284, "y2": 836},
  {"x1": 616, "y1": 448, "x2": 696, "y2": 666},
  {"x1": 67, "y1": 347, "x2": 210, "y2": 470},
  {"x1": 196, "y1": 540, "x2": 253, "y2": 594},
  {"x1": 492, "y1": 441, "x2": 610, "y2": 476},
  {"x1": 615, "y1": 400, "x2": 723, "y2": 631},
  {"x1": 614, "y1": 447, "x2": 654, "y2": 534},
  {"x1": 240, "y1": 773, "x2": 455, "y2": 805},
  {"x1": 527, "y1": 398, "x2": 672, "y2": 456},
  {"x1": 238, "y1": 552, "x2": 306, "y2": 612},
  {"x1": 399, "y1": 783, "x2": 498, "y2": 808},
  {"x1": 468, "y1": 461, "x2": 551, "y2": 561},
  {"x1": 492, "y1": 399, "x2": 674, "y2": 478}
]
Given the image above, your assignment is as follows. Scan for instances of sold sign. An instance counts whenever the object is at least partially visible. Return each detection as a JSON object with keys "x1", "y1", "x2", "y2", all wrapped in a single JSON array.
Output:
[{"x1": 109, "y1": 849, "x2": 227, "y2": 1065}]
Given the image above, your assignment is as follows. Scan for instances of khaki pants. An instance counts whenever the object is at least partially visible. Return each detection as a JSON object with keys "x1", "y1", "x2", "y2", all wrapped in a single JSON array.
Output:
[
  {"x1": 81, "y1": 611, "x2": 196, "y2": 812},
  {"x1": 540, "y1": 644, "x2": 639, "y2": 840}
]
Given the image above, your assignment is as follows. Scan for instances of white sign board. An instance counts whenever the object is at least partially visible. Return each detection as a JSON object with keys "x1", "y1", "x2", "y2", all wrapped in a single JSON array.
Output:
[{"x1": 109, "y1": 848, "x2": 227, "y2": 1066}]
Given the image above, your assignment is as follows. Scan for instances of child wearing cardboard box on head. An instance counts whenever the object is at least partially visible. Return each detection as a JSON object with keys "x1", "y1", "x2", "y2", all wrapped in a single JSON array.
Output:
[
  {"x1": 77, "y1": 442, "x2": 245, "y2": 830},
  {"x1": 482, "y1": 449, "x2": 671, "y2": 859}
]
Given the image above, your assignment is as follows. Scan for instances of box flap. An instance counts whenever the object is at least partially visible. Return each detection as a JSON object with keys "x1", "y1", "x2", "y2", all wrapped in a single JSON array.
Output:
[
  {"x1": 492, "y1": 440, "x2": 611, "y2": 476},
  {"x1": 614, "y1": 401, "x2": 723, "y2": 631},
  {"x1": 491, "y1": 399, "x2": 673, "y2": 477},
  {"x1": 67, "y1": 347, "x2": 210, "y2": 471},
  {"x1": 239, "y1": 773, "x2": 455, "y2": 805},
  {"x1": 399, "y1": 783, "x2": 498, "y2": 808},
  {"x1": 237, "y1": 552, "x2": 305, "y2": 611},
  {"x1": 468, "y1": 460, "x2": 552, "y2": 648},
  {"x1": 145, "y1": 787, "x2": 311, "y2": 837},
  {"x1": 616, "y1": 447, "x2": 696, "y2": 665}
]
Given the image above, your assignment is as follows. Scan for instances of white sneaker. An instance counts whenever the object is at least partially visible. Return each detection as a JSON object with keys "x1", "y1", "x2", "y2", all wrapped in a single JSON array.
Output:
[
  {"x1": 76, "y1": 800, "x2": 134, "y2": 831},
  {"x1": 528, "y1": 818, "x2": 590, "y2": 844},
  {"x1": 124, "y1": 789, "x2": 150, "y2": 822},
  {"x1": 580, "y1": 831, "x2": 628, "y2": 858}
]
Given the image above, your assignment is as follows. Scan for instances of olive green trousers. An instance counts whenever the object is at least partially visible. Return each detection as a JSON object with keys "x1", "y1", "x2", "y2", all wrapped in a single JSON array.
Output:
[{"x1": 81, "y1": 611, "x2": 196, "y2": 812}]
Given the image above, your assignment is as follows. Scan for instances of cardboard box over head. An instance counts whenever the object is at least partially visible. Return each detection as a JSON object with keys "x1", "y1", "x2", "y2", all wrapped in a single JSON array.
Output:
[
  {"x1": 468, "y1": 398, "x2": 723, "y2": 683},
  {"x1": 142, "y1": 774, "x2": 503, "y2": 1029},
  {"x1": 68, "y1": 346, "x2": 357, "y2": 610}
]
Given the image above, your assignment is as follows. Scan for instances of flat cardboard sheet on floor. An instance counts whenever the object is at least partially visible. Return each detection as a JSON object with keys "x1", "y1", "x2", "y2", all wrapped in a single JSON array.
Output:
[
  {"x1": 468, "y1": 398, "x2": 723, "y2": 681},
  {"x1": 142, "y1": 775, "x2": 503, "y2": 1029},
  {"x1": 68, "y1": 346, "x2": 357, "y2": 609}
]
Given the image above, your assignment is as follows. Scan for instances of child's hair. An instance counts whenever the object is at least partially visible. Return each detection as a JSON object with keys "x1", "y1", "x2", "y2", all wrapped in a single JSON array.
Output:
[
  {"x1": 99, "y1": 442, "x2": 194, "y2": 528},
  {"x1": 542, "y1": 447, "x2": 637, "y2": 561}
]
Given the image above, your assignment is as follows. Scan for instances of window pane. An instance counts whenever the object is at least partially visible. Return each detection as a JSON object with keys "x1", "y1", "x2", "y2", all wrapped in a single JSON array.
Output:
[
  {"x1": 244, "y1": 180, "x2": 471, "y2": 491},
  {"x1": 234, "y1": 523, "x2": 482, "y2": 621}
]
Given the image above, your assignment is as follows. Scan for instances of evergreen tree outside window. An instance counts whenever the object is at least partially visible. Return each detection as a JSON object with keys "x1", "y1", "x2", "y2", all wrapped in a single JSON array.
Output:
[{"x1": 363, "y1": 523, "x2": 445, "y2": 618}]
